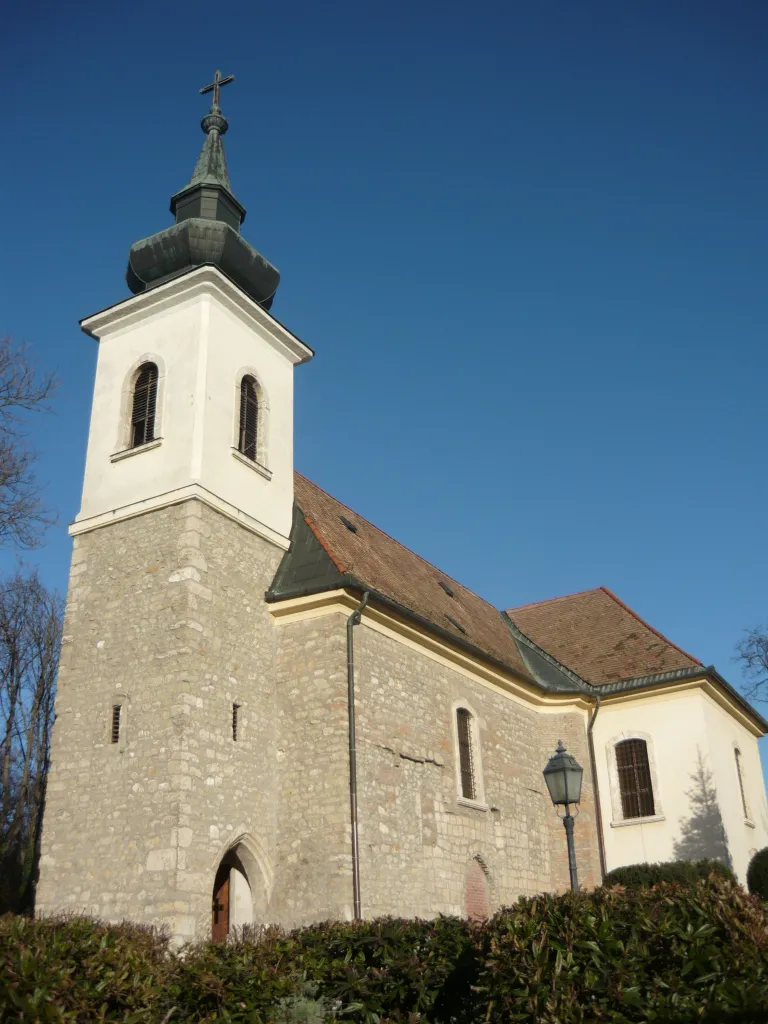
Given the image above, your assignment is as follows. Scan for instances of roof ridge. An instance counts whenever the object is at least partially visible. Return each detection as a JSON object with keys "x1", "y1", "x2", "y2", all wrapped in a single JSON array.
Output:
[
  {"x1": 506, "y1": 586, "x2": 603, "y2": 614},
  {"x1": 294, "y1": 471, "x2": 500, "y2": 614},
  {"x1": 597, "y1": 586, "x2": 702, "y2": 666}
]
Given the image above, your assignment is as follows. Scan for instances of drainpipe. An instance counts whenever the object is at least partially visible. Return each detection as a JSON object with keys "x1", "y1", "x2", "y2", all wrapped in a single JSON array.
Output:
[
  {"x1": 347, "y1": 590, "x2": 370, "y2": 921},
  {"x1": 587, "y1": 693, "x2": 607, "y2": 880}
]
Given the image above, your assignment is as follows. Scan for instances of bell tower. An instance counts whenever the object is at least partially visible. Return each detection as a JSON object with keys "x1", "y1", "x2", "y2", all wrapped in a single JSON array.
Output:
[
  {"x1": 73, "y1": 70, "x2": 311, "y2": 548},
  {"x1": 37, "y1": 74, "x2": 312, "y2": 940}
]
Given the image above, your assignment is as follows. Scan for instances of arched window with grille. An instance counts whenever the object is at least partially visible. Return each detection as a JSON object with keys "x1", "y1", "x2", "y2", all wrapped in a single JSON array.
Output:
[
  {"x1": 131, "y1": 362, "x2": 158, "y2": 448},
  {"x1": 238, "y1": 375, "x2": 259, "y2": 462},
  {"x1": 456, "y1": 707, "x2": 477, "y2": 801},
  {"x1": 615, "y1": 738, "x2": 655, "y2": 819}
]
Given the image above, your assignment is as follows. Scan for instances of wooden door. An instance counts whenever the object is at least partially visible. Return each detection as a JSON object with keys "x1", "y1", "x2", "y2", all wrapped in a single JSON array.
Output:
[{"x1": 211, "y1": 865, "x2": 230, "y2": 941}]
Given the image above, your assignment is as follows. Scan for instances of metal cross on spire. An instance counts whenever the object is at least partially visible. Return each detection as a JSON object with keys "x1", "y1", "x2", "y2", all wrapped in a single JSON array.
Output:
[{"x1": 200, "y1": 69, "x2": 235, "y2": 110}]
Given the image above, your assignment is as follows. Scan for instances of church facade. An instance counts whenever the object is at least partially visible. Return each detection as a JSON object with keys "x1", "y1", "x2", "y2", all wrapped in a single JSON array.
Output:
[{"x1": 36, "y1": 79, "x2": 768, "y2": 943}]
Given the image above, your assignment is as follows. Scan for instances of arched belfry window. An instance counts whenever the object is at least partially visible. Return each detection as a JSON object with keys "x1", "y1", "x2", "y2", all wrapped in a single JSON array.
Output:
[
  {"x1": 238, "y1": 375, "x2": 259, "y2": 462},
  {"x1": 131, "y1": 363, "x2": 158, "y2": 448},
  {"x1": 615, "y1": 738, "x2": 655, "y2": 819}
]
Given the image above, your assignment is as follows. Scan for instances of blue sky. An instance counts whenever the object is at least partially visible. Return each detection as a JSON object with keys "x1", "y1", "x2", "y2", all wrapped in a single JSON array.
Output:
[{"x1": 2, "y1": 2, "x2": 768, "y2": 775}]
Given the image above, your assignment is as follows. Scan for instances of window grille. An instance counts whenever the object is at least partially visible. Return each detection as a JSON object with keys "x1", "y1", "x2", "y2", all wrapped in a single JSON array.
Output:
[
  {"x1": 456, "y1": 708, "x2": 476, "y2": 800},
  {"x1": 131, "y1": 363, "x2": 158, "y2": 448},
  {"x1": 238, "y1": 375, "x2": 259, "y2": 461},
  {"x1": 232, "y1": 703, "x2": 240, "y2": 742},
  {"x1": 111, "y1": 705, "x2": 121, "y2": 744},
  {"x1": 615, "y1": 738, "x2": 655, "y2": 818},
  {"x1": 735, "y1": 748, "x2": 749, "y2": 819}
]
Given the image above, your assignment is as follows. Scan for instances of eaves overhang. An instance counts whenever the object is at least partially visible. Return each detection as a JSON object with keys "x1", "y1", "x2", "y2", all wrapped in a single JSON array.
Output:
[
  {"x1": 80, "y1": 264, "x2": 314, "y2": 365},
  {"x1": 598, "y1": 664, "x2": 768, "y2": 735}
]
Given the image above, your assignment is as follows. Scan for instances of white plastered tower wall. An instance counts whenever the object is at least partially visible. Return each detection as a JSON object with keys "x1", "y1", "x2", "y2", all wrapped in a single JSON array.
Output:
[
  {"x1": 72, "y1": 266, "x2": 310, "y2": 547},
  {"x1": 591, "y1": 680, "x2": 768, "y2": 884},
  {"x1": 36, "y1": 266, "x2": 315, "y2": 941}
]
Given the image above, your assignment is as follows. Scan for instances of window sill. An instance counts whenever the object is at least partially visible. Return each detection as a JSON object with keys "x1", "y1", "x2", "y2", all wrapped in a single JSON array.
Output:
[
  {"x1": 610, "y1": 814, "x2": 666, "y2": 829},
  {"x1": 458, "y1": 797, "x2": 489, "y2": 812},
  {"x1": 110, "y1": 438, "x2": 163, "y2": 462},
  {"x1": 231, "y1": 448, "x2": 272, "y2": 480}
]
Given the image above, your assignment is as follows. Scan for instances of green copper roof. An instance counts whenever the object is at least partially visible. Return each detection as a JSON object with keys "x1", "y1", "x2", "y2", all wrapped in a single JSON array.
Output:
[
  {"x1": 125, "y1": 72, "x2": 280, "y2": 310},
  {"x1": 186, "y1": 121, "x2": 233, "y2": 192}
]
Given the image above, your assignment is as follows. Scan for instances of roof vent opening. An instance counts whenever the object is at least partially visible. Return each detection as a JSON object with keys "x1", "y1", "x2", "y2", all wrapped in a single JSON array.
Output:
[
  {"x1": 339, "y1": 515, "x2": 358, "y2": 533},
  {"x1": 446, "y1": 614, "x2": 467, "y2": 635},
  {"x1": 438, "y1": 580, "x2": 455, "y2": 598}
]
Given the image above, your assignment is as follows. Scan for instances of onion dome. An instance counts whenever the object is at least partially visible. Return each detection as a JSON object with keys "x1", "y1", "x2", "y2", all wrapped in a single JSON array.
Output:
[{"x1": 126, "y1": 71, "x2": 280, "y2": 310}]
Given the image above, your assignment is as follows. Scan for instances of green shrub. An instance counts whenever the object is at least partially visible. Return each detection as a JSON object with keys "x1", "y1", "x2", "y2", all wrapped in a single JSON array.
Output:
[
  {"x1": 603, "y1": 857, "x2": 736, "y2": 888},
  {"x1": 172, "y1": 916, "x2": 480, "y2": 1023},
  {"x1": 0, "y1": 913, "x2": 175, "y2": 1021},
  {"x1": 3, "y1": 880, "x2": 768, "y2": 1023},
  {"x1": 477, "y1": 877, "x2": 768, "y2": 1023},
  {"x1": 747, "y1": 847, "x2": 768, "y2": 900}
]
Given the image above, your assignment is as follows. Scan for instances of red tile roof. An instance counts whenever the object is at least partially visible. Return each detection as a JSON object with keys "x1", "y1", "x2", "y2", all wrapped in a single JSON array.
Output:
[
  {"x1": 294, "y1": 473, "x2": 532, "y2": 678},
  {"x1": 506, "y1": 586, "x2": 701, "y2": 686}
]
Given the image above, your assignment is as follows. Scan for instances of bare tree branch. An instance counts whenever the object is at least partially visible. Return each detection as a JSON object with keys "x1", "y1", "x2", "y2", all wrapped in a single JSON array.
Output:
[
  {"x1": 735, "y1": 626, "x2": 768, "y2": 704},
  {"x1": 0, "y1": 569, "x2": 63, "y2": 913},
  {"x1": 0, "y1": 336, "x2": 57, "y2": 549}
]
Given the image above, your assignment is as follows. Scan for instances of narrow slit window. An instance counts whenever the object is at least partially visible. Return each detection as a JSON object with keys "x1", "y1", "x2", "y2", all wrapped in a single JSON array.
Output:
[
  {"x1": 131, "y1": 363, "x2": 158, "y2": 448},
  {"x1": 456, "y1": 708, "x2": 476, "y2": 800},
  {"x1": 735, "y1": 748, "x2": 749, "y2": 819},
  {"x1": 238, "y1": 375, "x2": 259, "y2": 462},
  {"x1": 615, "y1": 738, "x2": 655, "y2": 819},
  {"x1": 232, "y1": 703, "x2": 240, "y2": 742},
  {"x1": 111, "y1": 705, "x2": 122, "y2": 744}
]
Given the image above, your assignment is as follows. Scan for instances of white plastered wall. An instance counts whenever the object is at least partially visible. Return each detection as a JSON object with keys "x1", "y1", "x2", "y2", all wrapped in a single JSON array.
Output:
[
  {"x1": 592, "y1": 686, "x2": 768, "y2": 884},
  {"x1": 75, "y1": 267, "x2": 311, "y2": 548}
]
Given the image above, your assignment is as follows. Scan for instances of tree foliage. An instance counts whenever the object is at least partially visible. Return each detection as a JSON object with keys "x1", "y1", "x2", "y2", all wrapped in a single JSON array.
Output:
[
  {"x1": 747, "y1": 847, "x2": 768, "y2": 901},
  {"x1": 0, "y1": 569, "x2": 63, "y2": 913},
  {"x1": 603, "y1": 858, "x2": 735, "y2": 888}
]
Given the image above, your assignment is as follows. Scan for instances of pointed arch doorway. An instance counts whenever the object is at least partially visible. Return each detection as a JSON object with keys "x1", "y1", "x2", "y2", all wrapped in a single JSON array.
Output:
[
  {"x1": 211, "y1": 862, "x2": 231, "y2": 941},
  {"x1": 210, "y1": 834, "x2": 271, "y2": 941}
]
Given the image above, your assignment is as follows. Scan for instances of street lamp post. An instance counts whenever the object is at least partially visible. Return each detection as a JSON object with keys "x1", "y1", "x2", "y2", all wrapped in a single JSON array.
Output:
[{"x1": 543, "y1": 740, "x2": 584, "y2": 892}]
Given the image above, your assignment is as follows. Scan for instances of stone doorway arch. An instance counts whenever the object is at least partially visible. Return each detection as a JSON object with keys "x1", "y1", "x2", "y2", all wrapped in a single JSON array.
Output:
[{"x1": 210, "y1": 833, "x2": 272, "y2": 940}]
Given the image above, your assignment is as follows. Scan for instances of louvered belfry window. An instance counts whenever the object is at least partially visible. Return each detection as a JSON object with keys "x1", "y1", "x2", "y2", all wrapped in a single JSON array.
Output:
[
  {"x1": 111, "y1": 705, "x2": 121, "y2": 744},
  {"x1": 238, "y1": 375, "x2": 259, "y2": 461},
  {"x1": 131, "y1": 363, "x2": 158, "y2": 448},
  {"x1": 615, "y1": 739, "x2": 655, "y2": 819},
  {"x1": 456, "y1": 708, "x2": 476, "y2": 800}
]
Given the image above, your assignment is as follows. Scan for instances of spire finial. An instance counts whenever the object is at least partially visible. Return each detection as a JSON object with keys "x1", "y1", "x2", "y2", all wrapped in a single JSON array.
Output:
[{"x1": 200, "y1": 69, "x2": 235, "y2": 112}]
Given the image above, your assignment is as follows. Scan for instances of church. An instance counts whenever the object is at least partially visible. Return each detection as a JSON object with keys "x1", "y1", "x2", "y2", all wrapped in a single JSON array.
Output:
[{"x1": 37, "y1": 74, "x2": 768, "y2": 943}]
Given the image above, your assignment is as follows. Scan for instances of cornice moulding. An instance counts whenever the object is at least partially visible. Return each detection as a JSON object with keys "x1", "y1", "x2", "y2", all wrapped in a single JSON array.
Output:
[
  {"x1": 80, "y1": 266, "x2": 313, "y2": 365},
  {"x1": 268, "y1": 589, "x2": 594, "y2": 715}
]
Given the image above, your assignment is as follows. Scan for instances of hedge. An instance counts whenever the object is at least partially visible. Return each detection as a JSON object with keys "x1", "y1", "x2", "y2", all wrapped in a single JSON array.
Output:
[
  {"x1": 747, "y1": 847, "x2": 768, "y2": 901},
  {"x1": 2, "y1": 877, "x2": 768, "y2": 1023},
  {"x1": 602, "y1": 858, "x2": 736, "y2": 889}
]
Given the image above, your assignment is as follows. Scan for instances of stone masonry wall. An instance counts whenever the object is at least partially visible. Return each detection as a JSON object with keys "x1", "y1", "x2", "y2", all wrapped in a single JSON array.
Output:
[
  {"x1": 351, "y1": 624, "x2": 601, "y2": 918},
  {"x1": 272, "y1": 613, "x2": 352, "y2": 927},
  {"x1": 39, "y1": 505, "x2": 601, "y2": 940},
  {"x1": 37, "y1": 500, "x2": 285, "y2": 941}
]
